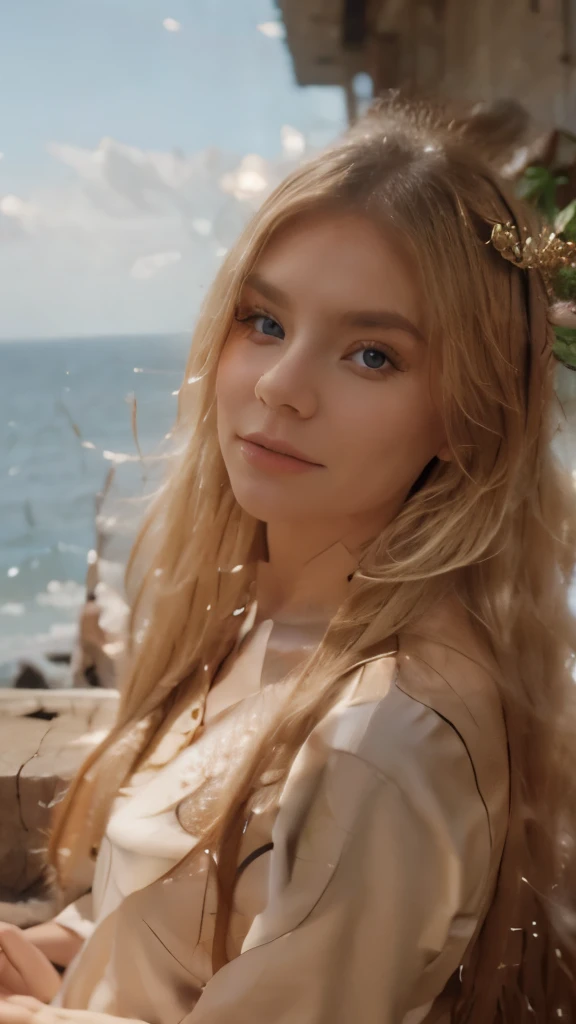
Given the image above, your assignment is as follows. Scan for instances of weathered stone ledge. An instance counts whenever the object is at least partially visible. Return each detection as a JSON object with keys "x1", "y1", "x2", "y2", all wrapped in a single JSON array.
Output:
[{"x1": 0, "y1": 688, "x2": 119, "y2": 926}]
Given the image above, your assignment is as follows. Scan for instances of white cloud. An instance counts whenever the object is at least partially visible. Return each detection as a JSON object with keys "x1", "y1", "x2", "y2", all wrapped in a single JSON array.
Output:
[
  {"x1": 220, "y1": 155, "x2": 269, "y2": 200},
  {"x1": 130, "y1": 250, "x2": 182, "y2": 280},
  {"x1": 191, "y1": 217, "x2": 212, "y2": 236},
  {"x1": 0, "y1": 603, "x2": 25, "y2": 617},
  {"x1": 281, "y1": 125, "x2": 306, "y2": 157},
  {"x1": 257, "y1": 22, "x2": 285, "y2": 39},
  {"x1": 46, "y1": 137, "x2": 255, "y2": 225},
  {"x1": 0, "y1": 194, "x2": 43, "y2": 231},
  {"x1": 47, "y1": 140, "x2": 106, "y2": 182},
  {"x1": 0, "y1": 128, "x2": 313, "y2": 338},
  {"x1": 162, "y1": 17, "x2": 181, "y2": 33},
  {"x1": 0, "y1": 598, "x2": 24, "y2": 614},
  {"x1": 41, "y1": 135, "x2": 304, "y2": 236},
  {"x1": 47, "y1": 137, "x2": 198, "y2": 210},
  {"x1": 0, "y1": 195, "x2": 23, "y2": 216},
  {"x1": 36, "y1": 580, "x2": 86, "y2": 611}
]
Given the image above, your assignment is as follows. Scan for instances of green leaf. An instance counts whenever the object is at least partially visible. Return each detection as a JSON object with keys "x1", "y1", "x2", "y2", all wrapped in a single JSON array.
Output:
[
  {"x1": 555, "y1": 199, "x2": 576, "y2": 235},
  {"x1": 553, "y1": 326, "x2": 576, "y2": 370},
  {"x1": 517, "y1": 168, "x2": 568, "y2": 224},
  {"x1": 553, "y1": 265, "x2": 576, "y2": 301},
  {"x1": 522, "y1": 166, "x2": 554, "y2": 184},
  {"x1": 554, "y1": 326, "x2": 576, "y2": 343}
]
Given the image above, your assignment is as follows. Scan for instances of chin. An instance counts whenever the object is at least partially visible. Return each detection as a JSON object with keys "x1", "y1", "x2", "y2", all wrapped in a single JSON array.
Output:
[
  {"x1": 227, "y1": 475, "x2": 314, "y2": 524},
  {"x1": 229, "y1": 481, "x2": 286, "y2": 523}
]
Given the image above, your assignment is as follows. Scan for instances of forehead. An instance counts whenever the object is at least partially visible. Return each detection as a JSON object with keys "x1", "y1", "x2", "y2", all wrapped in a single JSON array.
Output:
[{"x1": 250, "y1": 210, "x2": 422, "y2": 322}]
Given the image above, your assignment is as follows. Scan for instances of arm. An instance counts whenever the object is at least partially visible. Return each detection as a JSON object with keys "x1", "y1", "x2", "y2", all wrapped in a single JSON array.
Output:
[
  {"x1": 0, "y1": 898, "x2": 92, "y2": 1001},
  {"x1": 1, "y1": 832, "x2": 96, "y2": 990},
  {"x1": 185, "y1": 709, "x2": 492, "y2": 1023},
  {"x1": 23, "y1": 890, "x2": 95, "y2": 969},
  {"x1": 0, "y1": 927, "x2": 61, "y2": 1004},
  {"x1": 21, "y1": 923, "x2": 84, "y2": 971},
  {"x1": 0, "y1": 894, "x2": 93, "y2": 1000}
]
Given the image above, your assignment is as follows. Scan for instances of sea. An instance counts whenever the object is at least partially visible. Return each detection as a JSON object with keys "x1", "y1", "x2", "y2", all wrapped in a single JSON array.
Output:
[
  {"x1": 0, "y1": 333, "x2": 190, "y2": 684},
  {"x1": 2, "y1": 334, "x2": 576, "y2": 686}
]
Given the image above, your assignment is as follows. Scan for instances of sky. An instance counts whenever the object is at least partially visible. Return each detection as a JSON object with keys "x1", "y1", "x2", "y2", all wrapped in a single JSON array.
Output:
[{"x1": 0, "y1": 0, "x2": 346, "y2": 340}]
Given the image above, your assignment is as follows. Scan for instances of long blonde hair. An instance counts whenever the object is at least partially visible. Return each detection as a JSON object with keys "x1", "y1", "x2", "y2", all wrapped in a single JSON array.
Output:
[{"x1": 50, "y1": 100, "x2": 576, "y2": 1020}]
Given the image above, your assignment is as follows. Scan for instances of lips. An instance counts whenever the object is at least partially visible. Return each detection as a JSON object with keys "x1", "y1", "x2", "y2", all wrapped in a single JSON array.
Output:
[{"x1": 240, "y1": 432, "x2": 323, "y2": 466}]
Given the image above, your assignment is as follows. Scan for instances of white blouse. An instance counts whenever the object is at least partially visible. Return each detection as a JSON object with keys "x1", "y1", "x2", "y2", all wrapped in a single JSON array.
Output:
[{"x1": 52, "y1": 547, "x2": 509, "y2": 1024}]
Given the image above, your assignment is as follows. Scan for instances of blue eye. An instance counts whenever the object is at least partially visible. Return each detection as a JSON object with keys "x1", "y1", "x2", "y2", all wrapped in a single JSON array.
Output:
[
  {"x1": 253, "y1": 315, "x2": 284, "y2": 339},
  {"x1": 350, "y1": 348, "x2": 389, "y2": 370}
]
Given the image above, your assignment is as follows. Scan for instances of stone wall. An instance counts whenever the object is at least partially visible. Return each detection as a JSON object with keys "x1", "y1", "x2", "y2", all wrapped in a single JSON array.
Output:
[
  {"x1": 371, "y1": 0, "x2": 576, "y2": 131},
  {"x1": 441, "y1": 0, "x2": 575, "y2": 132},
  {"x1": 0, "y1": 688, "x2": 118, "y2": 925},
  {"x1": 278, "y1": 0, "x2": 576, "y2": 132}
]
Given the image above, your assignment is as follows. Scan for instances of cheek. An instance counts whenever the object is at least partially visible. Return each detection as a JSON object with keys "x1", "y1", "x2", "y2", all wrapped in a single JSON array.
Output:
[
  {"x1": 216, "y1": 335, "x2": 254, "y2": 427},
  {"x1": 326, "y1": 381, "x2": 444, "y2": 494}
]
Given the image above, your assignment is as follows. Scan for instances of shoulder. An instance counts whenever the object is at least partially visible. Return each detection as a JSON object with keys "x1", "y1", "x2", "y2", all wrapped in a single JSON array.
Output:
[
  {"x1": 244, "y1": 601, "x2": 504, "y2": 956},
  {"x1": 342, "y1": 592, "x2": 507, "y2": 764},
  {"x1": 319, "y1": 593, "x2": 509, "y2": 854},
  {"x1": 241, "y1": 599, "x2": 509, "y2": 958}
]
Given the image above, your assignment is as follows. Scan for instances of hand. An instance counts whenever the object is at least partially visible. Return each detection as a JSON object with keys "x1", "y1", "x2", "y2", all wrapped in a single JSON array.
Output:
[
  {"x1": 0, "y1": 996, "x2": 46, "y2": 1024},
  {"x1": 0, "y1": 997, "x2": 144, "y2": 1024},
  {"x1": 0, "y1": 926, "x2": 61, "y2": 1002},
  {"x1": 21, "y1": 922, "x2": 84, "y2": 971},
  {"x1": 0, "y1": 997, "x2": 83, "y2": 1024}
]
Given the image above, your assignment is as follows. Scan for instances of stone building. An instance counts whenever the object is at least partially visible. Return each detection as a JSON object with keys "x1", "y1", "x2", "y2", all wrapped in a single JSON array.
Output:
[{"x1": 275, "y1": 0, "x2": 576, "y2": 131}]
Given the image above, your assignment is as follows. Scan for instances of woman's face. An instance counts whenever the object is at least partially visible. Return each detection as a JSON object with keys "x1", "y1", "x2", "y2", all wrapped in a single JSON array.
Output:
[{"x1": 216, "y1": 211, "x2": 449, "y2": 537}]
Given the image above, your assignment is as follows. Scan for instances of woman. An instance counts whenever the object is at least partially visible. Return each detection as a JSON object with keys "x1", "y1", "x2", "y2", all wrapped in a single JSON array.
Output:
[{"x1": 1, "y1": 99, "x2": 575, "y2": 1023}]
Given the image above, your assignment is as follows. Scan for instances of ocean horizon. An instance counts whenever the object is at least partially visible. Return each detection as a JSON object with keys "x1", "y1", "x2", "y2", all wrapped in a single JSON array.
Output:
[
  {"x1": 0, "y1": 332, "x2": 190, "y2": 683},
  {"x1": 0, "y1": 330, "x2": 191, "y2": 345}
]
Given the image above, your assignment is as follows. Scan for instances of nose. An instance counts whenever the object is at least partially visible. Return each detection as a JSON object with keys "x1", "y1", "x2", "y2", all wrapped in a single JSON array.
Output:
[{"x1": 255, "y1": 342, "x2": 318, "y2": 419}]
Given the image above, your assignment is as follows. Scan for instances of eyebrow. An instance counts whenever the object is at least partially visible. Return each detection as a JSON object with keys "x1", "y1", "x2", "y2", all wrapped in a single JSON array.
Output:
[
  {"x1": 339, "y1": 310, "x2": 425, "y2": 342},
  {"x1": 244, "y1": 273, "x2": 288, "y2": 309},
  {"x1": 243, "y1": 272, "x2": 425, "y2": 343}
]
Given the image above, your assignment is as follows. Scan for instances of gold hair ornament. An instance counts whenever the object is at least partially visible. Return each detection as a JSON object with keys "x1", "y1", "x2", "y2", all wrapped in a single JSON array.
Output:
[
  {"x1": 490, "y1": 222, "x2": 576, "y2": 292},
  {"x1": 491, "y1": 222, "x2": 576, "y2": 369}
]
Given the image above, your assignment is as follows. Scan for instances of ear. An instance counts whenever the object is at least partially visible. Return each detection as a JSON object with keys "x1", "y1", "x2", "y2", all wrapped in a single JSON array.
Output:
[{"x1": 437, "y1": 443, "x2": 453, "y2": 463}]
